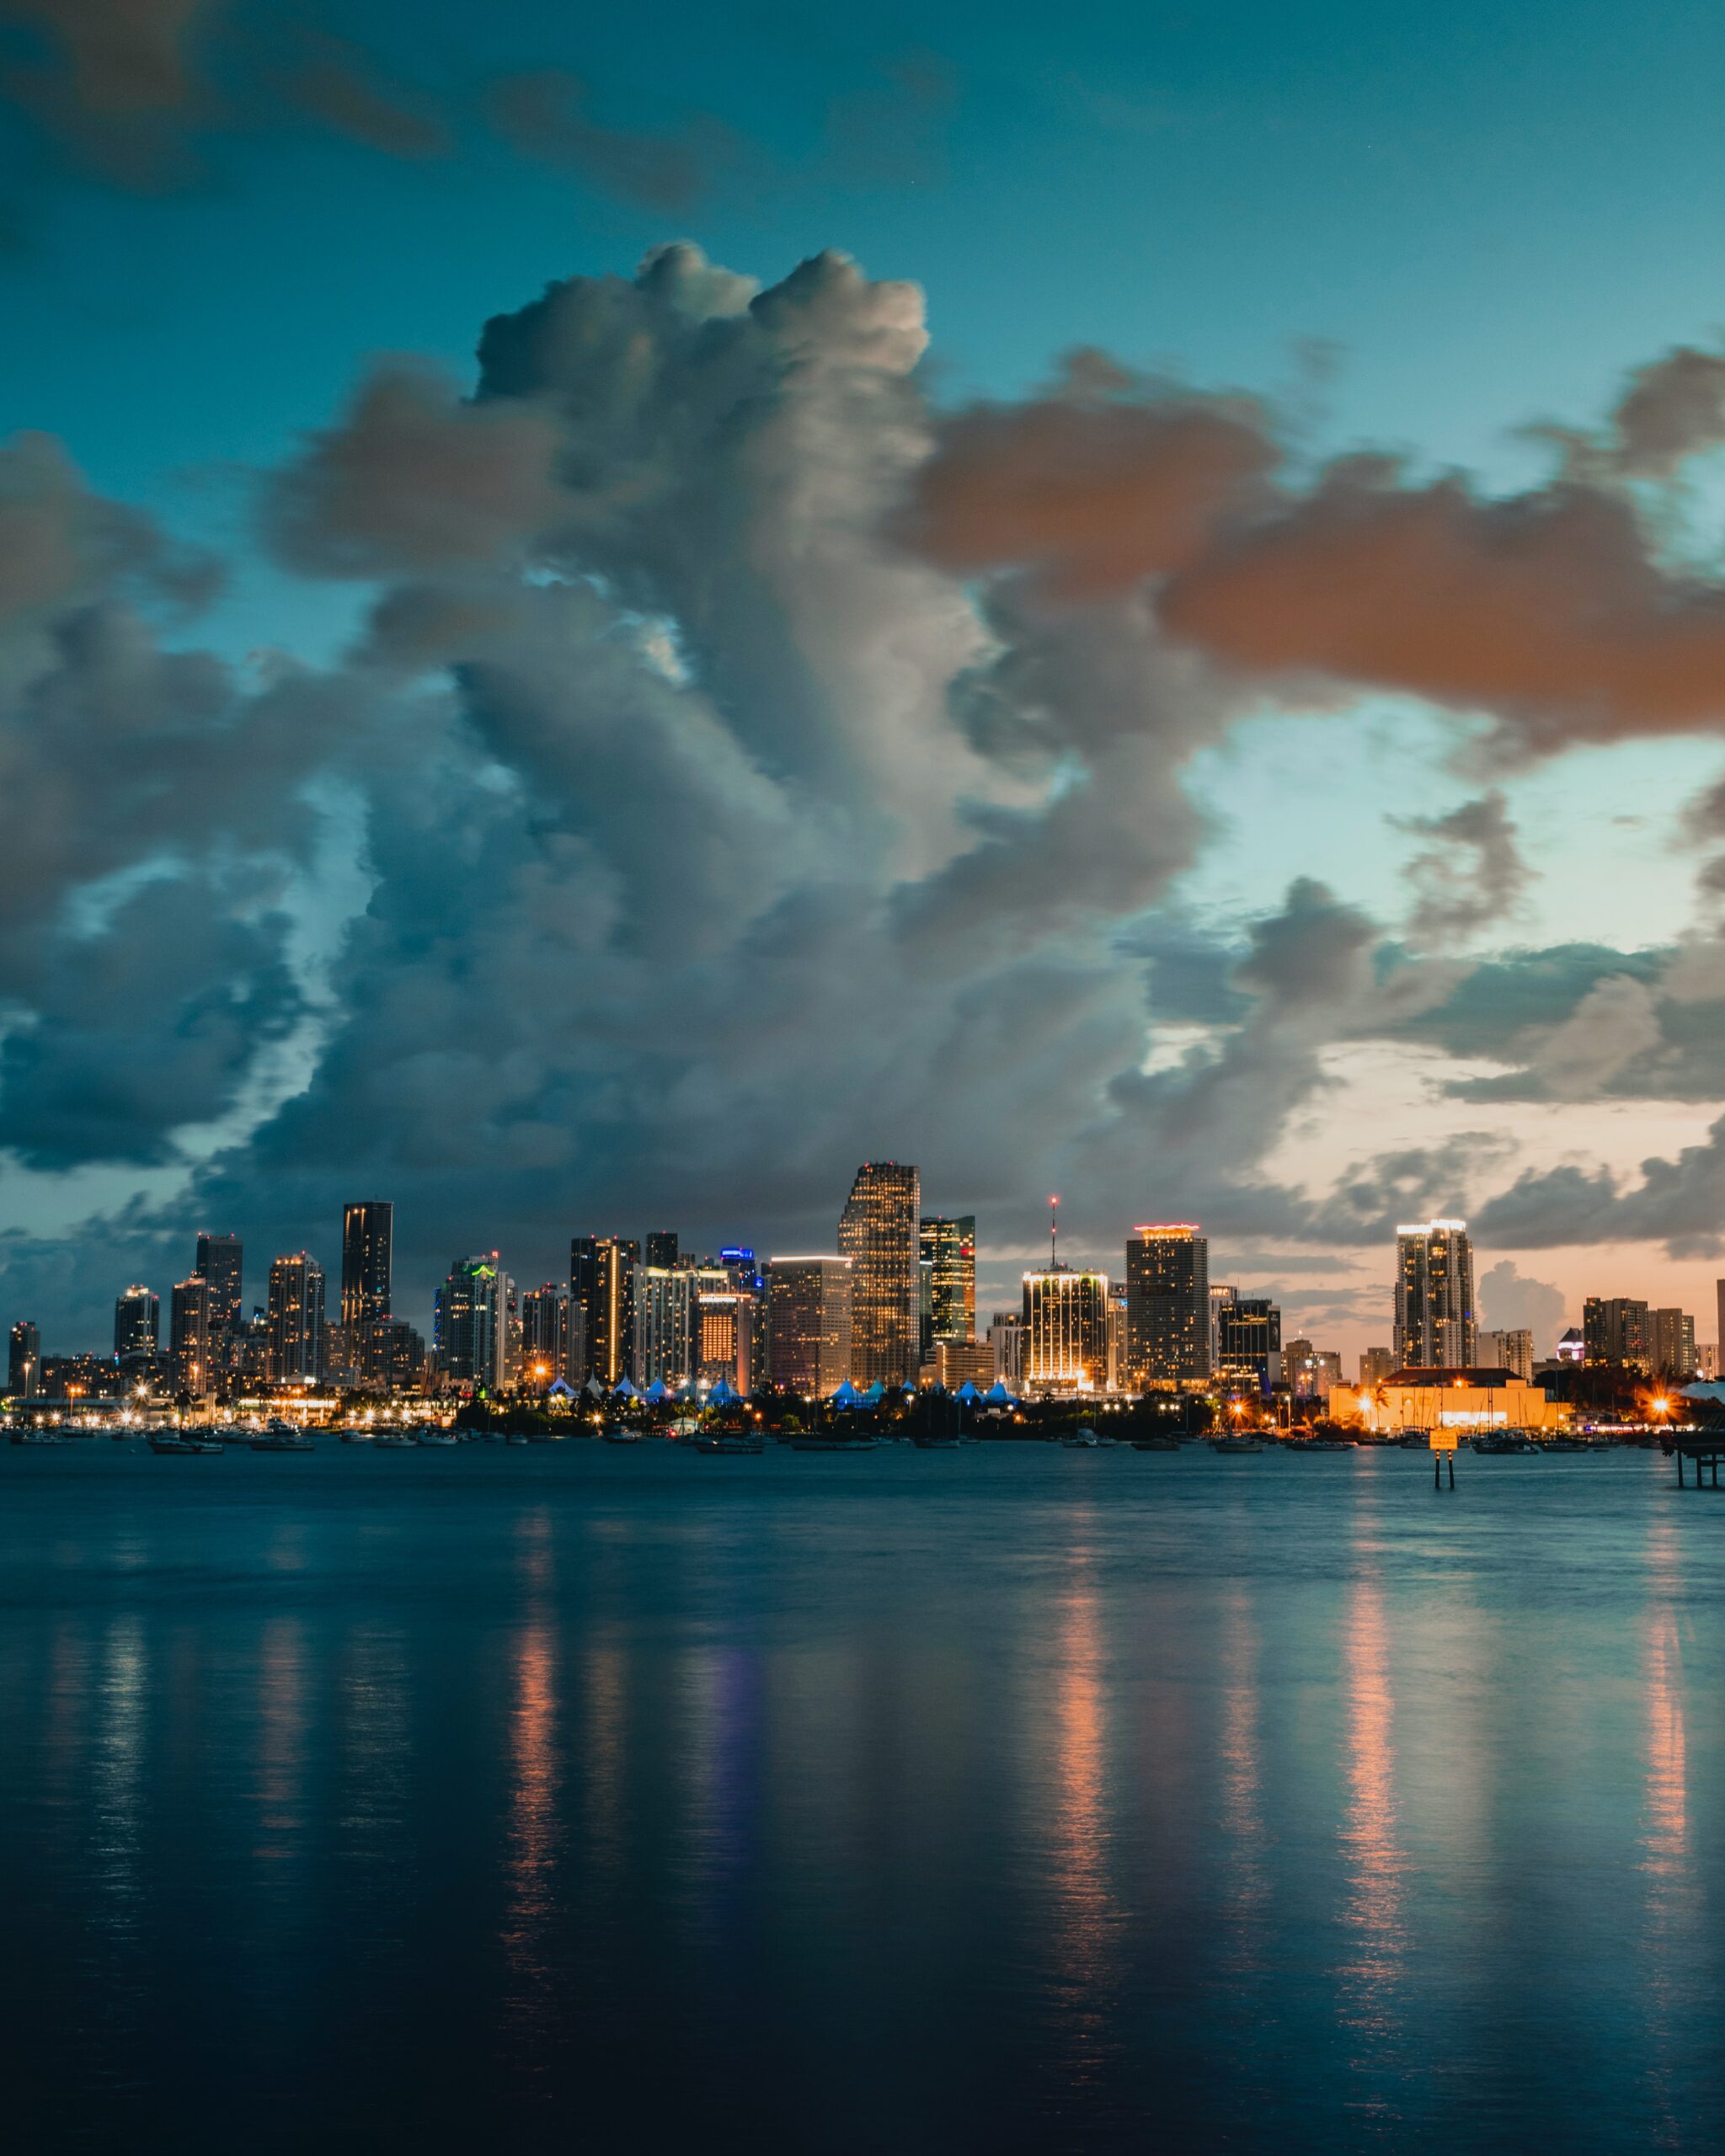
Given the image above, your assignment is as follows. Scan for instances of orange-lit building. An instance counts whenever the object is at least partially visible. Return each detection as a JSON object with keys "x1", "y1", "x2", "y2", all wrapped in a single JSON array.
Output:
[{"x1": 1331, "y1": 1365, "x2": 1572, "y2": 1435}]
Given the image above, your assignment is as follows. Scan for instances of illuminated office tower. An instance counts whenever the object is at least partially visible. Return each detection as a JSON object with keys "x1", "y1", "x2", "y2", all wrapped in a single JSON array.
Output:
[
  {"x1": 170, "y1": 1277, "x2": 213, "y2": 1394},
  {"x1": 1022, "y1": 1265, "x2": 1110, "y2": 1393},
  {"x1": 114, "y1": 1285, "x2": 160, "y2": 1360},
  {"x1": 1480, "y1": 1328, "x2": 1535, "y2": 1382},
  {"x1": 694, "y1": 1272, "x2": 756, "y2": 1391},
  {"x1": 569, "y1": 1235, "x2": 638, "y2": 1385},
  {"x1": 645, "y1": 1230, "x2": 680, "y2": 1270},
  {"x1": 195, "y1": 1232, "x2": 243, "y2": 1336},
  {"x1": 8, "y1": 1319, "x2": 41, "y2": 1398},
  {"x1": 1215, "y1": 1298, "x2": 1281, "y2": 1392},
  {"x1": 340, "y1": 1201, "x2": 393, "y2": 1331},
  {"x1": 435, "y1": 1254, "x2": 508, "y2": 1390},
  {"x1": 1125, "y1": 1225, "x2": 1211, "y2": 1385},
  {"x1": 633, "y1": 1266, "x2": 696, "y2": 1387},
  {"x1": 1651, "y1": 1308, "x2": 1696, "y2": 1378},
  {"x1": 839, "y1": 1162, "x2": 921, "y2": 1385},
  {"x1": 1394, "y1": 1219, "x2": 1477, "y2": 1368},
  {"x1": 919, "y1": 1214, "x2": 976, "y2": 1349},
  {"x1": 267, "y1": 1254, "x2": 326, "y2": 1384},
  {"x1": 766, "y1": 1257, "x2": 852, "y2": 1396},
  {"x1": 1358, "y1": 1346, "x2": 1396, "y2": 1389},
  {"x1": 521, "y1": 1283, "x2": 579, "y2": 1387}
]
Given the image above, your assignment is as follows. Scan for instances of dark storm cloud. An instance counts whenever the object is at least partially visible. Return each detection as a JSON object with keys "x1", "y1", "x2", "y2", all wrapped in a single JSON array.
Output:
[
  {"x1": 1474, "y1": 1112, "x2": 1725, "y2": 1257},
  {"x1": 0, "y1": 430, "x2": 215, "y2": 626}
]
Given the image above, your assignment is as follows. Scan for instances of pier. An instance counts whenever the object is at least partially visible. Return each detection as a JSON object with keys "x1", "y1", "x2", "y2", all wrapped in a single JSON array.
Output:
[{"x1": 1664, "y1": 1438, "x2": 1725, "y2": 1488}]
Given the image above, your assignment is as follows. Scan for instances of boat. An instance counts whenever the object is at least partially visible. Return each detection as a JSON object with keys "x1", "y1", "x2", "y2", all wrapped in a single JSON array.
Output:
[
  {"x1": 696, "y1": 1434, "x2": 765, "y2": 1454},
  {"x1": 1471, "y1": 1430, "x2": 1537, "y2": 1454},
  {"x1": 1210, "y1": 1435, "x2": 1264, "y2": 1454},
  {"x1": 912, "y1": 1435, "x2": 961, "y2": 1449},
  {"x1": 150, "y1": 1434, "x2": 223, "y2": 1454},
  {"x1": 372, "y1": 1432, "x2": 416, "y2": 1449},
  {"x1": 338, "y1": 1428, "x2": 375, "y2": 1444},
  {"x1": 505, "y1": 1433, "x2": 531, "y2": 1446},
  {"x1": 1538, "y1": 1435, "x2": 1596, "y2": 1453},
  {"x1": 1295, "y1": 1438, "x2": 1355, "y2": 1452},
  {"x1": 250, "y1": 1432, "x2": 313, "y2": 1452},
  {"x1": 414, "y1": 1428, "x2": 458, "y2": 1447},
  {"x1": 1131, "y1": 1436, "x2": 1182, "y2": 1451},
  {"x1": 1397, "y1": 1430, "x2": 1432, "y2": 1449},
  {"x1": 10, "y1": 1430, "x2": 62, "y2": 1446},
  {"x1": 601, "y1": 1428, "x2": 639, "y2": 1444},
  {"x1": 1061, "y1": 1428, "x2": 1102, "y2": 1449}
]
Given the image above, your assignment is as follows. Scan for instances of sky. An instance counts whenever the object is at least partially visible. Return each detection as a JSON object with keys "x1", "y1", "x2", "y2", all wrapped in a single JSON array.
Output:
[{"x1": 7, "y1": 0, "x2": 1725, "y2": 1359}]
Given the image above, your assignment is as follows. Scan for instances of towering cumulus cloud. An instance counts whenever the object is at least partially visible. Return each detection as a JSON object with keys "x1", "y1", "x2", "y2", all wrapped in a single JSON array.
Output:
[{"x1": 11, "y1": 243, "x2": 1725, "y2": 1340}]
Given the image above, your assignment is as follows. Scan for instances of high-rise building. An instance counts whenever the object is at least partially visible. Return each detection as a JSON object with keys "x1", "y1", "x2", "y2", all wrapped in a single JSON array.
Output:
[
  {"x1": 1582, "y1": 1296, "x2": 1651, "y2": 1371},
  {"x1": 170, "y1": 1277, "x2": 212, "y2": 1394},
  {"x1": 340, "y1": 1201, "x2": 393, "y2": 1332},
  {"x1": 1125, "y1": 1225, "x2": 1210, "y2": 1386},
  {"x1": 435, "y1": 1255, "x2": 507, "y2": 1390},
  {"x1": 1215, "y1": 1298, "x2": 1281, "y2": 1392},
  {"x1": 362, "y1": 1318, "x2": 426, "y2": 1393},
  {"x1": 1283, "y1": 1337, "x2": 1342, "y2": 1401},
  {"x1": 8, "y1": 1320, "x2": 41, "y2": 1398},
  {"x1": 1650, "y1": 1308, "x2": 1696, "y2": 1378},
  {"x1": 1480, "y1": 1328, "x2": 1535, "y2": 1382},
  {"x1": 633, "y1": 1266, "x2": 697, "y2": 1387},
  {"x1": 521, "y1": 1283, "x2": 579, "y2": 1387},
  {"x1": 989, "y1": 1310, "x2": 1026, "y2": 1389},
  {"x1": 1394, "y1": 1220, "x2": 1477, "y2": 1368},
  {"x1": 195, "y1": 1233, "x2": 243, "y2": 1336},
  {"x1": 919, "y1": 1215, "x2": 976, "y2": 1348},
  {"x1": 838, "y1": 1162, "x2": 921, "y2": 1386},
  {"x1": 1358, "y1": 1346, "x2": 1396, "y2": 1389},
  {"x1": 645, "y1": 1230, "x2": 680, "y2": 1271},
  {"x1": 569, "y1": 1235, "x2": 638, "y2": 1385},
  {"x1": 695, "y1": 1281, "x2": 756, "y2": 1392},
  {"x1": 1022, "y1": 1266, "x2": 1110, "y2": 1393},
  {"x1": 267, "y1": 1255, "x2": 326, "y2": 1384},
  {"x1": 766, "y1": 1257, "x2": 852, "y2": 1396},
  {"x1": 114, "y1": 1285, "x2": 160, "y2": 1360}
]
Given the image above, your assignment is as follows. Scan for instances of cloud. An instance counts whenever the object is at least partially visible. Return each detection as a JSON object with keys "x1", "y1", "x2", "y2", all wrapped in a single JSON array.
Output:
[
  {"x1": 483, "y1": 68, "x2": 724, "y2": 213},
  {"x1": 275, "y1": 29, "x2": 448, "y2": 159},
  {"x1": 1477, "y1": 1258, "x2": 1568, "y2": 1346},
  {"x1": 1395, "y1": 790, "x2": 1530, "y2": 948}
]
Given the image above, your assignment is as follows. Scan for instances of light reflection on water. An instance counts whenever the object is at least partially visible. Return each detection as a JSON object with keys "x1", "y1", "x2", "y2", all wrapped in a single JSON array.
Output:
[{"x1": 1, "y1": 1444, "x2": 1723, "y2": 2154}]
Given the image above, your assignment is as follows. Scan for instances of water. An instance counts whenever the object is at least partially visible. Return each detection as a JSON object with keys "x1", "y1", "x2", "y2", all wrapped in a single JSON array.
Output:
[{"x1": 1, "y1": 1439, "x2": 1720, "y2": 2153}]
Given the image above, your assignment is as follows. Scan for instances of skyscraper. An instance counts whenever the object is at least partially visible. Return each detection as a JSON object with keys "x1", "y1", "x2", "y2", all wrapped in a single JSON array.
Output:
[
  {"x1": 919, "y1": 1215, "x2": 976, "y2": 1348},
  {"x1": 195, "y1": 1233, "x2": 243, "y2": 1335},
  {"x1": 1651, "y1": 1307, "x2": 1697, "y2": 1378},
  {"x1": 1125, "y1": 1225, "x2": 1211, "y2": 1386},
  {"x1": 114, "y1": 1285, "x2": 160, "y2": 1360},
  {"x1": 570, "y1": 1235, "x2": 638, "y2": 1385},
  {"x1": 695, "y1": 1276, "x2": 756, "y2": 1391},
  {"x1": 435, "y1": 1255, "x2": 506, "y2": 1389},
  {"x1": 766, "y1": 1256, "x2": 852, "y2": 1395},
  {"x1": 170, "y1": 1278, "x2": 212, "y2": 1394},
  {"x1": 521, "y1": 1283, "x2": 579, "y2": 1386},
  {"x1": 8, "y1": 1320, "x2": 40, "y2": 1398},
  {"x1": 1480, "y1": 1328, "x2": 1535, "y2": 1382},
  {"x1": 632, "y1": 1267, "x2": 696, "y2": 1387},
  {"x1": 1021, "y1": 1265, "x2": 1110, "y2": 1393},
  {"x1": 839, "y1": 1162, "x2": 921, "y2": 1386},
  {"x1": 340, "y1": 1201, "x2": 393, "y2": 1331},
  {"x1": 1215, "y1": 1297, "x2": 1280, "y2": 1392},
  {"x1": 267, "y1": 1254, "x2": 326, "y2": 1384},
  {"x1": 645, "y1": 1230, "x2": 680, "y2": 1270},
  {"x1": 1394, "y1": 1220, "x2": 1477, "y2": 1368}
]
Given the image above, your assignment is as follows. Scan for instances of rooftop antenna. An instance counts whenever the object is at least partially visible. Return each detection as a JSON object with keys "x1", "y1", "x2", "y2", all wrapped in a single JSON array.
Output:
[{"x1": 1049, "y1": 1195, "x2": 1060, "y2": 1269}]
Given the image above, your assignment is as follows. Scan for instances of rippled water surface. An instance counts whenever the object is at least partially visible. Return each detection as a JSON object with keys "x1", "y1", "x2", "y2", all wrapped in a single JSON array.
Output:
[{"x1": 2, "y1": 1440, "x2": 1721, "y2": 2153}]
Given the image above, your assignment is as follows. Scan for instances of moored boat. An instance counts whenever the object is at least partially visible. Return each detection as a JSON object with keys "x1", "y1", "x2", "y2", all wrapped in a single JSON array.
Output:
[{"x1": 1211, "y1": 1435, "x2": 1264, "y2": 1454}]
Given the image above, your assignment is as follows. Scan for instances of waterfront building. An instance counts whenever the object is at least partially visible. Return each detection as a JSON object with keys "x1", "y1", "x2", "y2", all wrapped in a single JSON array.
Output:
[
  {"x1": 570, "y1": 1235, "x2": 638, "y2": 1385},
  {"x1": 920, "y1": 1340, "x2": 996, "y2": 1390},
  {"x1": 435, "y1": 1255, "x2": 507, "y2": 1390},
  {"x1": 1284, "y1": 1337, "x2": 1338, "y2": 1402},
  {"x1": 1107, "y1": 1280, "x2": 1127, "y2": 1389},
  {"x1": 839, "y1": 1163, "x2": 921, "y2": 1386},
  {"x1": 363, "y1": 1317, "x2": 426, "y2": 1393},
  {"x1": 1216, "y1": 1298, "x2": 1281, "y2": 1392},
  {"x1": 1022, "y1": 1266, "x2": 1110, "y2": 1394},
  {"x1": 919, "y1": 1214, "x2": 976, "y2": 1349},
  {"x1": 989, "y1": 1311, "x2": 1026, "y2": 1389},
  {"x1": 114, "y1": 1285, "x2": 160, "y2": 1360},
  {"x1": 170, "y1": 1277, "x2": 213, "y2": 1394},
  {"x1": 1332, "y1": 1366, "x2": 1572, "y2": 1437},
  {"x1": 1358, "y1": 1346, "x2": 1396, "y2": 1390},
  {"x1": 633, "y1": 1266, "x2": 697, "y2": 1387},
  {"x1": 1124, "y1": 1225, "x2": 1210, "y2": 1386},
  {"x1": 8, "y1": 1319, "x2": 41, "y2": 1398},
  {"x1": 195, "y1": 1233, "x2": 244, "y2": 1337},
  {"x1": 1583, "y1": 1295, "x2": 1651, "y2": 1371},
  {"x1": 1394, "y1": 1219, "x2": 1477, "y2": 1368},
  {"x1": 340, "y1": 1202, "x2": 393, "y2": 1334},
  {"x1": 766, "y1": 1256, "x2": 852, "y2": 1395},
  {"x1": 1480, "y1": 1327, "x2": 1535, "y2": 1382},
  {"x1": 695, "y1": 1278, "x2": 756, "y2": 1391},
  {"x1": 521, "y1": 1283, "x2": 579, "y2": 1387},
  {"x1": 1650, "y1": 1307, "x2": 1696, "y2": 1378},
  {"x1": 267, "y1": 1254, "x2": 326, "y2": 1385}
]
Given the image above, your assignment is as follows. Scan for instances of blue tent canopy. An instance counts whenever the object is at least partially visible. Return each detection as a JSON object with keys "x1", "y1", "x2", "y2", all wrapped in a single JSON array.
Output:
[
  {"x1": 829, "y1": 1380, "x2": 860, "y2": 1406},
  {"x1": 611, "y1": 1377, "x2": 640, "y2": 1399},
  {"x1": 984, "y1": 1380, "x2": 1014, "y2": 1404},
  {"x1": 547, "y1": 1380, "x2": 574, "y2": 1400},
  {"x1": 861, "y1": 1381, "x2": 884, "y2": 1403},
  {"x1": 709, "y1": 1377, "x2": 737, "y2": 1405},
  {"x1": 643, "y1": 1379, "x2": 670, "y2": 1402},
  {"x1": 955, "y1": 1381, "x2": 980, "y2": 1402}
]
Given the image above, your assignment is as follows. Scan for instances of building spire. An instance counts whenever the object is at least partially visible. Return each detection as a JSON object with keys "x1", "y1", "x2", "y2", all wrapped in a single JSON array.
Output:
[{"x1": 1049, "y1": 1195, "x2": 1060, "y2": 1269}]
